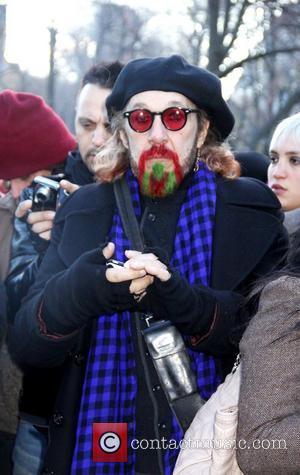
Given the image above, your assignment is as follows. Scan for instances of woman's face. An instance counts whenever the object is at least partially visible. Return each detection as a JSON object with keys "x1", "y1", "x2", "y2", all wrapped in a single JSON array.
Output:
[{"x1": 268, "y1": 133, "x2": 300, "y2": 211}]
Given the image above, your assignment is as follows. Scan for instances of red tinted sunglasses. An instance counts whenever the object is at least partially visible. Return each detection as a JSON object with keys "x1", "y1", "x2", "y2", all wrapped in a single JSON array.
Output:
[{"x1": 123, "y1": 107, "x2": 200, "y2": 133}]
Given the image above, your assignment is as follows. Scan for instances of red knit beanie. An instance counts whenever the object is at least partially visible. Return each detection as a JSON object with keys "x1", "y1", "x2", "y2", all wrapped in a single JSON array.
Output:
[{"x1": 0, "y1": 90, "x2": 76, "y2": 179}]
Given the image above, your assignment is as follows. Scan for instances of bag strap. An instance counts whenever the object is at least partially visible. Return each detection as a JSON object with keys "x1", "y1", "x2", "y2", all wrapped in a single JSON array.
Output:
[{"x1": 113, "y1": 175, "x2": 144, "y2": 252}]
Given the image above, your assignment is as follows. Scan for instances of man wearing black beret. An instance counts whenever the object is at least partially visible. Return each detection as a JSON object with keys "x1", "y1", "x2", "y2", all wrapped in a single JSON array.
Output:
[{"x1": 10, "y1": 55, "x2": 287, "y2": 475}]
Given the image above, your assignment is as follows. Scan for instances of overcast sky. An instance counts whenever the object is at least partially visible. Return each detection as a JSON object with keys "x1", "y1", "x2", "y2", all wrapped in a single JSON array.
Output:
[
  {"x1": 5, "y1": 0, "x2": 185, "y2": 76},
  {"x1": 4, "y1": 0, "x2": 256, "y2": 98}
]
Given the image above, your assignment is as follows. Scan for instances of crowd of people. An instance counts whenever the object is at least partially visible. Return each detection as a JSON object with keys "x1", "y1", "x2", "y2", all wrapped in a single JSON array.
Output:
[{"x1": 0, "y1": 55, "x2": 299, "y2": 475}]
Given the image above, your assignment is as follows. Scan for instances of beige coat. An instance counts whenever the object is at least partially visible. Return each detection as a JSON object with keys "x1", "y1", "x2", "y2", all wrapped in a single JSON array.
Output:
[
  {"x1": 0, "y1": 192, "x2": 21, "y2": 434},
  {"x1": 237, "y1": 276, "x2": 300, "y2": 474},
  {"x1": 0, "y1": 192, "x2": 16, "y2": 280}
]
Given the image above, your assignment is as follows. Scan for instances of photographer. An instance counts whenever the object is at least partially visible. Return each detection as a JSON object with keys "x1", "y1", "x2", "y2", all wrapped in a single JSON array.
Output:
[
  {"x1": 2, "y1": 90, "x2": 76, "y2": 323},
  {"x1": 5, "y1": 62, "x2": 123, "y2": 475},
  {"x1": 0, "y1": 89, "x2": 76, "y2": 474}
]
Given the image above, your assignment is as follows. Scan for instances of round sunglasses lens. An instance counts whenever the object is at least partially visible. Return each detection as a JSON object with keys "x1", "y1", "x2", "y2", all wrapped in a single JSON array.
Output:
[
  {"x1": 129, "y1": 109, "x2": 152, "y2": 132},
  {"x1": 163, "y1": 108, "x2": 186, "y2": 130}
]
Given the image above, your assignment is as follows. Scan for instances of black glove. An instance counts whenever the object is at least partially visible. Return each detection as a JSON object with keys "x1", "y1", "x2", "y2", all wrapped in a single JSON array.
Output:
[
  {"x1": 146, "y1": 270, "x2": 244, "y2": 340},
  {"x1": 42, "y1": 247, "x2": 136, "y2": 335}
]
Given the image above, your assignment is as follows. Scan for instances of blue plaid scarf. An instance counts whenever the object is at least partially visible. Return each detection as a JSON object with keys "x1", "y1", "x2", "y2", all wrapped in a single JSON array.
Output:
[{"x1": 71, "y1": 164, "x2": 221, "y2": 474}]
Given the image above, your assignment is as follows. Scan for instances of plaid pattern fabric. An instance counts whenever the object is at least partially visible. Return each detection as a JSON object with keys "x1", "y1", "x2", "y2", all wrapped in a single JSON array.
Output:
[
  {"x1": 163, "y1": 164, "x2": 221, "y2": 474},
  {"x1": 72, "y1": 164, "x2": 219, "y2": 474}
]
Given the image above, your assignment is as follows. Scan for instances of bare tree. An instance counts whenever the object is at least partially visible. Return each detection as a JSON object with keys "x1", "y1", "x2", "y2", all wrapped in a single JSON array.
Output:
[
  {"x1": 4, "y1": 0, "x2": 299, "y2": 148},
  {"x1": 93, "y1": 2, "x2": 144, "y2": 62},
  {"x1": 47, "y1": 26, "x2": 57, "y2": 108},
  {"x1": 182, "y1": 0, "x2": 300, "y2": 76},
  {"x1": 231, "y1": 2, "x2": 300, "y2": 150}
]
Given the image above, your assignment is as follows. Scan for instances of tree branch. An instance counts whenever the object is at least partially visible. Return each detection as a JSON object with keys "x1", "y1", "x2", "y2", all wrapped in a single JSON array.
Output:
[
  {"x1": 250, "y1": 88, "x2": 300, "y2": 148},
  {"x1": 224, "y1": 0, "x2": 250, "y2": 55},
  {"x1": 208, "y1": 0, "x2": 220, "y2": 47},
  {"x1": 219, "y1": 46, "x2": 300, "y2": 77},
  {"x1": 208, "y1": 0, "x2": 223, "y2": 72},
  {"x1": 221, "y1": 0, "x2": 233, "y2": 40}
]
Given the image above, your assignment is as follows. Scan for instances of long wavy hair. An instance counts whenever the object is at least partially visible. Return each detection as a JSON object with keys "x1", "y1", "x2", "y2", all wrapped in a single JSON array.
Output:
[{"x1": 92, "y1": 109, "x2": 240, "y2": 183}]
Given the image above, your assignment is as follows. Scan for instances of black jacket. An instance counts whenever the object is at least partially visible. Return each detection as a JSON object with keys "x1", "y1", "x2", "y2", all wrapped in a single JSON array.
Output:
[
  {"x1": 6, "y1": 150, "x2": 94, "y2": 321},
  {"x1": 9, "y1": 174, "x2": 287, "y2": 474},
  {"x1": 6, "y1": 150, "x2": 93, "y2": 423}
]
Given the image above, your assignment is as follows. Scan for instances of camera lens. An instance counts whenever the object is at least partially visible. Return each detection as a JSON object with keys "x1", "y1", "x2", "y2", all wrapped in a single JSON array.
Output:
[{"x1": 35, "y1": 186, "x2": 51, "y2": 202}]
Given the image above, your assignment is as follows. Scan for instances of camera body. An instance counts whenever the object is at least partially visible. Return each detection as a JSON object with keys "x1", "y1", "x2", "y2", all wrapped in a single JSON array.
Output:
[{"x1": 32, "y1": 175, "x2": 62, "y2": 211}]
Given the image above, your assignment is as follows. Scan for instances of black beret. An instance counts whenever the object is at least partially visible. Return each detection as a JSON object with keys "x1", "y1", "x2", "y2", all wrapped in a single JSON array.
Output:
[{"x1": 106, "y1": 55, "x2": 235, "y2": 141}]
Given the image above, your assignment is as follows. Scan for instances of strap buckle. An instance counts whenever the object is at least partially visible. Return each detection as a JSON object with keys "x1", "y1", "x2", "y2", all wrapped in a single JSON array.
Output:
[{"x1": 144, "y1": 313, "x2": 154, "y2": 327}]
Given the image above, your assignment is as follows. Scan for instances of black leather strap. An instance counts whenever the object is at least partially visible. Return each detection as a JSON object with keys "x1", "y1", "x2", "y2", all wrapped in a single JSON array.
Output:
[
  {"x1": 113, "y1": 176, "x2": 144, "y2": 252},
  {"x1": 171, "y1": 393, "x2": 204, "y2": 432}
]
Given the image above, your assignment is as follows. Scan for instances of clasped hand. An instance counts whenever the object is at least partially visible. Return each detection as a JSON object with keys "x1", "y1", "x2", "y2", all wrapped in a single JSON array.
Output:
[{"x1": 104, "y1": 242, "x2": 171, "y2": 302}]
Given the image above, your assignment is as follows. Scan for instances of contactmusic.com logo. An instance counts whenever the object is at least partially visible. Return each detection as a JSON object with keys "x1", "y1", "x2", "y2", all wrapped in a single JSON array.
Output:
[{"x1": 93, "y1": 423, "x2": 128, "y2": 462}]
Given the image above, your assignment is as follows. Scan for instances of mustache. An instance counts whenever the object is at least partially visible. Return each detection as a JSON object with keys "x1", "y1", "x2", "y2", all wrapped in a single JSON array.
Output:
[
  {"x1": 141, "y1": 144, "x2": 178, "y2": 160},
  {"x1": 138, "y1": 145, "x2": 180, "y2": 175},
  {"x1": 137, "y1": 144, "x2": 183, "y2": 197}
]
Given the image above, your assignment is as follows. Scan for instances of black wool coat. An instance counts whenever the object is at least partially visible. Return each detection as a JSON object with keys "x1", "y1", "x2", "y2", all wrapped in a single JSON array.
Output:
[
  {"x1": 9, "y1": 174, "x2": 287, "y2": 474},
  {"x1": 5, "y1": 150, "x2": 94, "y2": 423}
]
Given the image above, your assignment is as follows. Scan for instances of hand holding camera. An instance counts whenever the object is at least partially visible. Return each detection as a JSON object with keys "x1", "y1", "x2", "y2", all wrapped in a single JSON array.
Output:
[
  {"x1": 15, "y1": 175, "x2": 79, "y2": 242},
  {"x1": 15, "y1": 199, "x2": 55, "y2": 241},
  {"x1": 31, "y1": 175, "x2": 80, "y2": 211}
]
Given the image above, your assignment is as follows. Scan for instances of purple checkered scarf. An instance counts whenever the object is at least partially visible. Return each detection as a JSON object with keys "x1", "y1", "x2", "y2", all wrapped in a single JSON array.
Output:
[{"x1": 71, "y1": 164, "x2": 221, "y2": 474}]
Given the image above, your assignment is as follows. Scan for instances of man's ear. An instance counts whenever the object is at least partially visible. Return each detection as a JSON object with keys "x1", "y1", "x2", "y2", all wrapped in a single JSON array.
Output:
[
  {"x1": 120, "y1": 129, "x2": 129, "y2": 149},
  {"x1": 196, "y1": 119, "x2": 210, "y2": 148}
]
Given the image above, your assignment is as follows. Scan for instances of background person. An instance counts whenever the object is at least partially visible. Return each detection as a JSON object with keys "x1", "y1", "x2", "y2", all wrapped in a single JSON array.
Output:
[
  {"x1": 0, "y1": 88, "x2": 75, "y2": 281},
  {"x1": 267, "y1": 112, "x2": 300, "y2": 237},
  {"x1": 7, "y1": 61, "x2": 124, "y2": 318},
  {"x1": 236, "y1": 228, "x2": 300, "y2": 474},
  {"x1": 9, "y1": 55, "x2": 287, "y2": 475},
  {"x1": 235, "y1": 151, "x2": 269, "y2": 183},
  {"x1": 0, "y1": 88, "x2": 76, "y2": 475},
  {"x1": 5, "y1": 62, "x2": 123, "y2": 475}
]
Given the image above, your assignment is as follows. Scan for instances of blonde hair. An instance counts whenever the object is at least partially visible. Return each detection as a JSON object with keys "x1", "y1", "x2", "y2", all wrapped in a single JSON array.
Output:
[
  {"x1": 270, "y1": 112, "x2": 300, "y2": 151},
  {"x1": 92, "y1": 110, "x2": 240, "y2": 182},
  {"x1": 199, "y1": 122, "x2": 240, "y2": 179},
  {"x1": 92, "y1": 112, "x2": 128, "y2": 182}
]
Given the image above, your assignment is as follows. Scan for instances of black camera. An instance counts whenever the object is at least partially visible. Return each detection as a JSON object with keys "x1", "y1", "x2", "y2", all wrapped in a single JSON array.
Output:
[{"x1": 32, "y1": 176, "x2": 61, "y2": 211}]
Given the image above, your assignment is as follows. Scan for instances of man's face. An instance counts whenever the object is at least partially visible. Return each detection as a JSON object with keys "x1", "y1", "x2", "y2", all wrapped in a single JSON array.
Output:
[
  {"x1": 75, "y1": 84, "x2": 111, "y2": 172},
  {"x1": 120, "y1": 91, "x2": 209, "y2": 198}
]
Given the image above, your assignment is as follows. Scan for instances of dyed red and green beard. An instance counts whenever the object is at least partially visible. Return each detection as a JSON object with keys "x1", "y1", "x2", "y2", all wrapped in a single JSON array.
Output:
[{"x1": 137, "y1": 145, "x2": 184, "y2": 198}]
